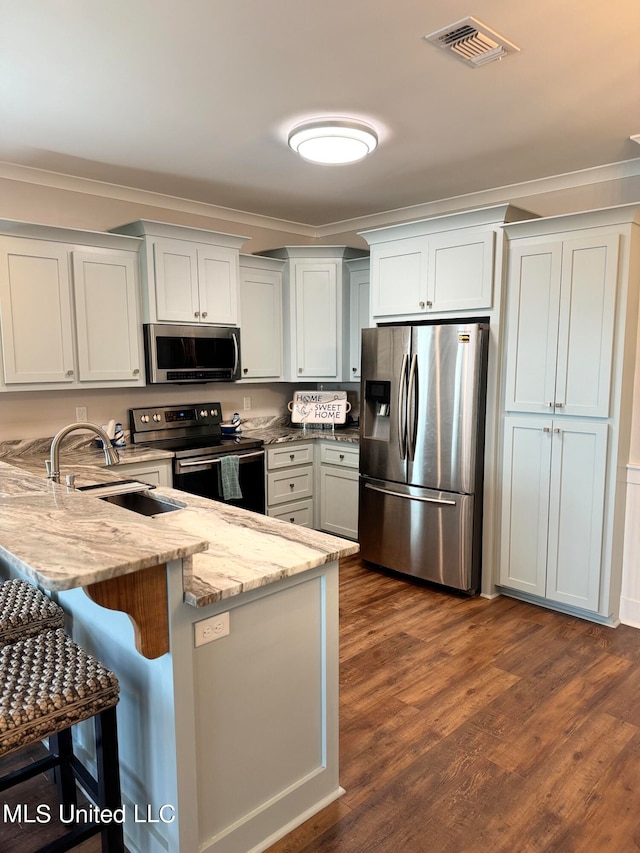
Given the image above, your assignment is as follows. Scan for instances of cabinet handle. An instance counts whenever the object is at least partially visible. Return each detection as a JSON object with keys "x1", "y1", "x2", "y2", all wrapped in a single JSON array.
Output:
[
  {"x1": 194, "y1": 311, "x2": 200, "y2": 318},
  {"x1": 289, "y1": 482, "x2": 295, "y2": 489},
  {"x1": 202, "y1": 311, "x2": 208, "y2": 318},
  {"x1": 555, "y1": 402, "x2": 564, "y2": 408},
  {"x1": 339, "y1": 454, "x2": 345, "y2": 460},
  {"x1": 133, "y1": 368, "x2": 140, "y2": 375},
  {"x1": 545, "y1": 402, "x2": 554, "y2": 407},
  {"x1": 298, "y1": 367, "x2": 303, "y2": 373},
  {"x1": 290, "y1": 454, "x2": 295, "y2": 460},
  {"x1": 290, "y1": 517, "x2": 295, "y2": 523},
  {"x1": 427, "y1": 300, "x2": 432, "y2": 308},
  {"x1": 553, "y1": 427, "x2": 562, "y2": 434},
  {"x1": 419, "y1": 301, "x2": 425, "y2": 308},
  {"x1": 352, "y1": 367, "x2": 357, "y2": 373},
  {"x1": 543, "y1": 427, "x2": 551, "y2": 433},
  {"x1": 66, "y1": 369, "x2": 74, "y2": 376},
  {"x1": 243, "y1": 368, "x2": 248, "y2": 374}
]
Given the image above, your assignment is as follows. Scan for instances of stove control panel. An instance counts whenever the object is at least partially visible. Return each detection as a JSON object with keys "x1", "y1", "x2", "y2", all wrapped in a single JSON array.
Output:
[{"x1": 129, "y1": 403, "x2": 222, "y2": 435}]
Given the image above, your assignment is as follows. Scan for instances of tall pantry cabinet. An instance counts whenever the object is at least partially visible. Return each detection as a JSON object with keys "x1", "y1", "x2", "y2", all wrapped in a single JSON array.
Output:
[{"x1": 498, "y1": 205, "x2": 640, "y2": 623}]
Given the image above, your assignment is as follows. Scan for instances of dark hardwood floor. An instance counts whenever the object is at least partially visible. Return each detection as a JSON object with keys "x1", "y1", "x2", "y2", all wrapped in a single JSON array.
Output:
[
  {"x1": 268, "y1": 555, "x2": 640, "y2": 853},
  {"x1": 4, "y1": 555, "x2": 640, "y2": 852}
]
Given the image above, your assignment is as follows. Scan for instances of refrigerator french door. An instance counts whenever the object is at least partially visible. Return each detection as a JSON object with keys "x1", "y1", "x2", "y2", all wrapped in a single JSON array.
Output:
[{"x1": 359, "y1": 322, "x2": 489, "y2": 593}]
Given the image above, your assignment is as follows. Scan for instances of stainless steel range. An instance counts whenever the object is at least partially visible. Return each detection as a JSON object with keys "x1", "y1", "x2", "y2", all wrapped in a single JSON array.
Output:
[{"x1": 129, "y1": 403, "x2": 265, "y2": 514}]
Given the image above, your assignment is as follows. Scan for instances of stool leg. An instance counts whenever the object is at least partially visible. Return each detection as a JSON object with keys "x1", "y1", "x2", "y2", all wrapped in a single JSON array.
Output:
[
  {"x1": 50, "y1": 727, "x2": 77, "y2": 816},
  {"x1": 95, "y1": 706, "x2": 124, "y2": 853}
]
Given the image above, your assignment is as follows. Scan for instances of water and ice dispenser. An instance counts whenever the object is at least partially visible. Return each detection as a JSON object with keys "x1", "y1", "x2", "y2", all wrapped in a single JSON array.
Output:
[{"x1": 363, "y1": 380, "x2": 391, "y2": 440}]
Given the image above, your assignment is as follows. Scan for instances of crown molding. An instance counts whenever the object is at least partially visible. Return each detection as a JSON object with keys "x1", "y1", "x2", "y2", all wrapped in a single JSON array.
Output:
[
  {"x1": 316, "y1": 157, "x2": 640, "y2": 237},
  {"x1": 3, "y1": 157, "x2": 640, "y2": 242},
  {"x1": 0, "y1": 161, "x2": 317, "y2": 238}
]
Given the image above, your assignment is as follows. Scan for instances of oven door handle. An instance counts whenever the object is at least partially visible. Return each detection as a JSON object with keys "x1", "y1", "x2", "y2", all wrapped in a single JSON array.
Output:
[{"x1": 175, "y1": 450, "x2": 264, "y2": 471}]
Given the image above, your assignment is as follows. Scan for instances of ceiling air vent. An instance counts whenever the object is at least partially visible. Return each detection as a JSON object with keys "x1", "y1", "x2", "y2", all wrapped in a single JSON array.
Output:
[{"x1": 424, "y1": 16, "x2": 520, "y2": 67}]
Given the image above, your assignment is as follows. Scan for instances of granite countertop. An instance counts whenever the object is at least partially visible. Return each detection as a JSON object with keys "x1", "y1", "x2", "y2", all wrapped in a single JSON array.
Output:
[{"x1": 0, "y1": 431, "x2": 359, "y2": 606}]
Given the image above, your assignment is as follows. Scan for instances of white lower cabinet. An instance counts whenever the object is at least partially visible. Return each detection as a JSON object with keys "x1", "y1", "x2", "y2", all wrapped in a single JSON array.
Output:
[
  {"x1": 318, "y1": 442, "x2": 359, "y2": 540},
  {"x1": 266, "y1": 442, "x2": 314, "y2": 526},
  {"x1": 499, "y1": 416, "x2": 608, "y2": 613},
  {"x1": 114, "y1": 458, "x2": 173, "y2": 488},
  {"x1": 266, "y1": 440, "x2": 360, "y2": 537}
]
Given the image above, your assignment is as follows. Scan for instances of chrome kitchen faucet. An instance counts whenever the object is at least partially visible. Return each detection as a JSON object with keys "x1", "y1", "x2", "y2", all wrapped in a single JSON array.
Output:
[{"x1": 46, "y1": 422, "x2": 120, "y2": 484}]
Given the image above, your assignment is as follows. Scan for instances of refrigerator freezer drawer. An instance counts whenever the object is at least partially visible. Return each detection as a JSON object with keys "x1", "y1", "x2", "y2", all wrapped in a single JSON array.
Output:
[{"x1": 358, "y1": 477, "x2": 477, "y2": 592}]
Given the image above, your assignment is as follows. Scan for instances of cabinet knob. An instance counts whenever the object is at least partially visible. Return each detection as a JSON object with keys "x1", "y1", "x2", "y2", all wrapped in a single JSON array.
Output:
[
  {"x1": 298, "y1": 367, "x2": 303, "y2": 373},
  {"x1": 427, "y1": 301, "x2": 433, "y2": 308},
  {"x1": 553, "y1": 427, "x2": 562, "y2": 434},
  {"x1": 133, "y1": 368, "x2": 140, "y2": 375},
  {"x1": 352, "y1": 367, "x2": 357, "y2": 373},
  {"x1": 194, "y1": 311, "x2": 200, "y2": 318},
  {"x1": 243, "y1": 368, "x2": 248, "y2": 374},
  {"x1": 545, "y1": 402, "x2": 554, "y2": 407},
  {"x1": 66, "y1": 369, "x2": 74, "y2": 376},
  {"x1": 289, "y1": 482, "x2": 295, "y2": 489},
  {"x1": 290, "y1": 454, "x2": 295, "y2": 460},
  {"x1": 339, "y1": 454, "x2": 345, "y2": 460},
  {"x1": 202, "y1": 311, "x2": 208, "y2": 318},
  {"x1": 290, "y1": 517, "x2": 295, "y2": 523},
  {"x1": 555, "y1": 402, "x2": 564, "y2": 408},
  {"x1": 419, "y1": 301, "x2": 425, "y2": 308},
  {"x1": 543, "y1": 427, "x2": 551, "y2": 433}
]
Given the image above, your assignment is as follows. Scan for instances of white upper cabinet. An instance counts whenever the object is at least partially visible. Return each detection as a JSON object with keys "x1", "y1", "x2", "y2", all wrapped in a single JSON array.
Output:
[
  {"x1": 257, "y1": 246, "x2": 368, "y2": 382},
  {"x1": 504, "y1": 232, "x2": 619, "y2": 418},
  {"x1": 238, "y1": 254, "x2": 284, "y2": 381},
  {"x1": 110, "y1": 220, "x2": 248, "y2": 326},
  {"x1": 0, "y1": 226, "x2": 144, "y2": 390},
  {"x1": 346, "y1": 257, "x2": 370, "y2": 381},
  {"x1": 361, "y1": 205, "x2": 530, "y2": 321}
]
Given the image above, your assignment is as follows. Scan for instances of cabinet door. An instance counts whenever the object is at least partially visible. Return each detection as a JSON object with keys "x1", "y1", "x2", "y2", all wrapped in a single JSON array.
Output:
[
  {"x1": 499, "y1": 416, "x2": 552, "y2": 596},
  {"x1": 319, "y1": 465, "x2": 359, "y2": 540},
  {"x1": 0, "y1": 238, "x2": 75, "y2": 384},
  {"x1": 546, "y1": 421, "x2": 608, "y2": 612},
  {"x1": 504, "y1": 242, "x2": 563, "y2": 413},
  {"x1": 72, "y1": 251, "x2": 142, "y2": 383},
  {"x1": 429, "y1": 230, "x2": 494, "y2": 312},
  {"x1": 197, "y1": 246, "x2": 239, "y2": 325},
  {"x1": 153, "y1": 238, "x2": 200, "y2": 322},
  {"x1": 554, "y1": 235, "x2": 618, "y2": 418},
  {"x1": 370, "y1": 237, "x2": 428, "y2": 318},
  {"x1": 239, "y1": 266, "x2": 283, "y2": 379},
  {"x1": 348, "y1": 267, "x2": 370, "y2": 380},
  {"x1": 293, "y1": 262, "x2": 338, "y2": 378}
]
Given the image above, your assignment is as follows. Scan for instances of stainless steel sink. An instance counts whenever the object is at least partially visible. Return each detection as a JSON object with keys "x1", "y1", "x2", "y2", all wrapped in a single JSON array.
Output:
[
  {"x1": 77, "y1": 480, "x2": 184, "y2": 516},
  {"x1": 99, "y1": 491, "x2": 184, "y2": 516}
]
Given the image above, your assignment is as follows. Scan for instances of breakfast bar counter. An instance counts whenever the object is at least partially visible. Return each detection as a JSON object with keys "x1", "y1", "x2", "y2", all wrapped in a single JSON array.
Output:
[{"x1": 0, "y1": 455, "x2": 358, "y2": 853}]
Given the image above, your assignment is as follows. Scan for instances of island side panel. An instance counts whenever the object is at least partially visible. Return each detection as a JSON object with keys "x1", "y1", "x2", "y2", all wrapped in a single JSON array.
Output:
[{"x1": 192, "y1": 560, "x2": 341, "y2": 853}]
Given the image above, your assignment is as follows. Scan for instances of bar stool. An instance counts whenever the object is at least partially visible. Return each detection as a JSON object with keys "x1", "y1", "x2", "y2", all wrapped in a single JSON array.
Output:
[
  {"x1": 0, "y1": 628, "x2": 124, "y2": 852},
  {"x1": 0, "y1": 578, "x2": 65, "y2": 647}
]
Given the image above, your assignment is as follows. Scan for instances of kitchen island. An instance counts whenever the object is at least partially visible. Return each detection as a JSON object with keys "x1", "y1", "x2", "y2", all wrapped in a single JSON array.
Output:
[{"x1": 0, "y1": 454, "x2": 358, "y2": 853}]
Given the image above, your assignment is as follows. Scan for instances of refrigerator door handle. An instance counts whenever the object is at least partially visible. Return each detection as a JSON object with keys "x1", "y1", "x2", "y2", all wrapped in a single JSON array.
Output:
[
  {"x1": 365, "y1": 483, "x2": 457, "y2": 506},
  {"x1": 398, "y1": 353, "x2": 409, "y2": 460},
  {"x1": 407, "y1": 353, "x2": 418, "y2": 460}
]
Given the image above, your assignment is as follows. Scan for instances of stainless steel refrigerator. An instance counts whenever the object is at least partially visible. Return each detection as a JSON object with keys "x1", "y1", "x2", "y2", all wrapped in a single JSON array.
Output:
[{"x1": 359, "y1": 322, "x2": 489, "y2": 593}]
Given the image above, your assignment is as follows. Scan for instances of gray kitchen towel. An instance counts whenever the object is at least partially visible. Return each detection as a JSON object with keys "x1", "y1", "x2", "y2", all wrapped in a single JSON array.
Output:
[{"x1": 218, "y1": 455, "x2": 243, "y2": 501}]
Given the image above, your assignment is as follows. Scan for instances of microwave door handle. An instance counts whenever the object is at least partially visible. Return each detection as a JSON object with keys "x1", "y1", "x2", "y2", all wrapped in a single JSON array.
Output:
[
  {"x1": 231, "y1": 331, "x2": 239, "y2": 376},
  {"x1": 398, "y1": 353, "x2": 408, "y2": 460}
]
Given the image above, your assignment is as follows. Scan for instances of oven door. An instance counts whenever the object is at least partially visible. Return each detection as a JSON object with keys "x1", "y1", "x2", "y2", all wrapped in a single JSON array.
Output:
[{"x1": 173, "y1": 449, "x2": 265, "y2": 514}]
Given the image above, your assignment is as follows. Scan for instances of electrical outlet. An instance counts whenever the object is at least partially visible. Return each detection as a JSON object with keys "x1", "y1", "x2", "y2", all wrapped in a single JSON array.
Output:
[
  {"x1": 194, "y1": 612, "x2": 230, "y2": 647},
  {"x1": 75, "y1": 406, "x2": 88, "y2": 422},
  {"x1": 243, "y1": 396, "x2": 251, "y2": 411}
]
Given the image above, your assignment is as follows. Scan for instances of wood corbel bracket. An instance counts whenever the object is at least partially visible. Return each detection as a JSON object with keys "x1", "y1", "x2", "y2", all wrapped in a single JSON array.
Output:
[{"x1": 84, "y1": 563, "x2": 169, "y2": 659}]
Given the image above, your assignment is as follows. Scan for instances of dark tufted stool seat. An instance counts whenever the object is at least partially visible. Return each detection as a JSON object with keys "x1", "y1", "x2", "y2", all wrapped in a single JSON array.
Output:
[
  {"x1": 0, "y1": 628, "x2": 124, "y2": 852},
  {"x1": 0, "y1": 578, "x2": 65, "y2": 647}
]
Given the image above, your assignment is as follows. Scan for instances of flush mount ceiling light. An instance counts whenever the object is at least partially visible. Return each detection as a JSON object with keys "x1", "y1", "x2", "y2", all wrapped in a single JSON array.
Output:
[{"x1": 288, "y1": 119, "x2": 378, "y2": 164}]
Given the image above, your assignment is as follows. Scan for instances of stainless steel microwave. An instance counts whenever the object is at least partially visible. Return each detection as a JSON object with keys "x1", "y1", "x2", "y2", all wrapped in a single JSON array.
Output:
[{"x1": 143, "y1": 324, "x2": 241, "y2": 384}]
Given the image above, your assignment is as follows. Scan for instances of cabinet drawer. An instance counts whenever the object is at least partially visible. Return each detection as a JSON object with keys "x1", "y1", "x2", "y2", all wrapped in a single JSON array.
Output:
[
  {"x1": 268, "y1": 499, "x2": 314, "y2": 528},
  {"x1": 319, "y1": 444, "x2": 359, "y2": 468},
  {"x1": 267, "y1": 443, "x2": 314, "y2": 470},
  {"x1": 267, "y1": 466, "x2": 313, "y2": 505}
]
